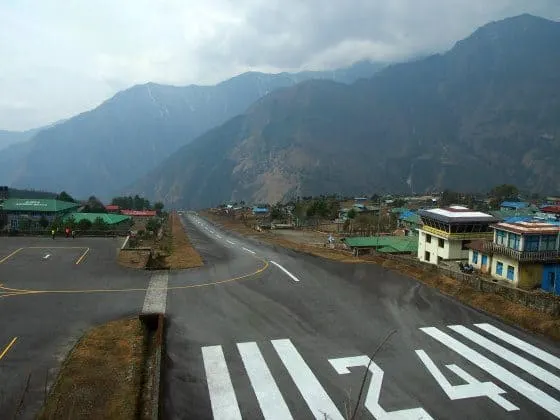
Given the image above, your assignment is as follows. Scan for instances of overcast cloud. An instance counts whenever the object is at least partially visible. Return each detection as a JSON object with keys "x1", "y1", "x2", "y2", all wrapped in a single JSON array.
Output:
[{"x1": 1, "y1": 0, "x2": 559, "y2": 130}]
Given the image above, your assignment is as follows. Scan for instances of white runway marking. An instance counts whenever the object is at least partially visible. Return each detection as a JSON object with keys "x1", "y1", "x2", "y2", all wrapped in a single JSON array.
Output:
[{"x1": 270, "y1": 261, "x2": 300, "y2": 282}]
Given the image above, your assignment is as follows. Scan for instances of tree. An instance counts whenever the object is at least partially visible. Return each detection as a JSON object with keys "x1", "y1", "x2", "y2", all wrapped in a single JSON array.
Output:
[
  {"x1": 391, "y1": 198, "x2": 407, "y2": 208},
  {"x1": 83, "y1": 196, "x2": 106, "y2": 213},
  {"x1": 154, "y1": 201, "x2": 164, "y2": 215},
  {"x1": 92, "y1": 217, "x2": 108, "y2": 231},
  {"x1": 440, "y1": 190, "x2": 461, "y2": 207},
  {"x1": 146, "y1": 218, "x2": 161, "y2": 233},
  {"x1": 490, "y1": 184, "x2": 519, "y2": 202},
  {"x1": 347, "y1": 208, "x2": 357, "y2": 219},
  {"x1": 77, "y1": 219, "x2": 92, "y2": 231},
  {"x1": 57, "y1": 191, "x2": 76, "y2": 203}
]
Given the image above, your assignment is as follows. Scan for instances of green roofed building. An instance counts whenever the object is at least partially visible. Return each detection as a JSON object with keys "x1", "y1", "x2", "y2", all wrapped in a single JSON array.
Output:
[
  {"x1": 64, "y1": 212, "x2": 132, "y2": 228},
  {"x1": 0, "y1": 198, "x2": 79, "y2": 231},
  {"x1": 343, "y1": 236, "x2": 418, "y2": 256}
]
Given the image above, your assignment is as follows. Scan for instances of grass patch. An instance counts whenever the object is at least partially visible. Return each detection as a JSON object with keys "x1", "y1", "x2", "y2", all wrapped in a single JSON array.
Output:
[
  {"x1": 118, "y1": 249, "x2": 152, "y2": 269},
  {"x1": 204, "y1": 211, "x2": 560, "y2": 341},
  {"x1": 38, "y1": 318, "x2": 144, "y2": 420},
  {"x1": 162, "y1": 212, "x2": 203, "y2": 269}
]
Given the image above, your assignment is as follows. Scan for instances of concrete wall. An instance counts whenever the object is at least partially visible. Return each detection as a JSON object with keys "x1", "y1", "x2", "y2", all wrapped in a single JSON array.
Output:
[
  {"x1": 418, "y1": 229, "x2": 468, "y2": 264},
  {"x1": 519, "y1": 263, "x2": 543, "y2": 290},
  {"x1": 468, "y1": 249, "x2": 492, "y2": 274},
  {"x1": 491, "y1": 254, "x2": 519, "y2": 285}
]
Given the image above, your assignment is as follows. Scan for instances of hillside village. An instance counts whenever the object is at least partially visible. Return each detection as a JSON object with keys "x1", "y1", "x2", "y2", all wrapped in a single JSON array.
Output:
[{"x1": 210, "y1": 185, "x2": 560, "y2": 296}]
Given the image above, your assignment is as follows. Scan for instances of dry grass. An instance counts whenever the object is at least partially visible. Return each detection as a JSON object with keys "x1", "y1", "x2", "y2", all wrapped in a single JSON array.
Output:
[
  {"x1": 204, "y1": 211, "x2": 560, "y2": 341},
  {"x1": 38, "y1": 318, "x2": 145, "y2": 420},
  {"x1": 117, "y1": 249, "x2": 151, "y2": 269},
  {"x1": 163, "y1": 212, "x2": 204, "y2": 269}
]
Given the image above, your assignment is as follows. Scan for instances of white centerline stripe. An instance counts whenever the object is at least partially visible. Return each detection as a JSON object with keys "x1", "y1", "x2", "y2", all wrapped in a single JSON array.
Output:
[
  {"x1": 142, "y1": 272, "x2": 168, "y2": 314},
  {"x1": 242, "y1": 247, "x2": 256, "y2": 254},
  {"x1": 449, "y1": 325, "x2": 560, "y2": 391},
  {"x1": 237, "y1": 342, "x2": 293, "y2": 420},
  {"x1": 202, "y1": 345, "x2": 242, "y2": 420},
  {"x1": 270, "y1": 261, "x2": 300, "y2": 282},
  {"x1": 226, "y1": 240, "x2": 236, "y2": 245},
  {"x1": 475, "y1": 323, "x2": 560, "y2": 369},
  {"x1": 421, "y1": 327, "x2": 560, "y2": 418},
  {"x1": 216, "y1": 234, "x2": 222, "y2": 239},
  {"x1": 272, "y1": 339, "x2": 343, "y2": 420}
]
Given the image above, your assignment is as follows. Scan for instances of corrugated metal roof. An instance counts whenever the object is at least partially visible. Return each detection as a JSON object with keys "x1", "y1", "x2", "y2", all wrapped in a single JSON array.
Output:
[
  {"x1": 121, "y1": 210, "x2": 157, "y2": 217},
  {"x1": 64, "y1": 212, "x2": 132, "y2": 225},
  {"x1": 1, "y1": 198, "x2": 79, "y2": 212},
  {"x1": 344, "y1": 236, "x2": 418, "y2": 252},
  {"x1": 500, "y1": 201, "x2": 529, "y2": 209}
]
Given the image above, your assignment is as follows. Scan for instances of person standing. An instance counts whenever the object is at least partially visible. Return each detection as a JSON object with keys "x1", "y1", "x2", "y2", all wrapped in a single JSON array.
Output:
[{"x1": 51, "y1": 228, "x2": 56, "y2": 239}]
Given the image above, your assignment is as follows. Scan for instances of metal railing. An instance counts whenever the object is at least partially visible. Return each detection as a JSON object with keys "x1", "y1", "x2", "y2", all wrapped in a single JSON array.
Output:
[
  {"x1": 421, "y1": 225, "x2": 493, "y2": 240},
  {"x1": 483, "y1": 242, "x2": 560, "y2": 262}
]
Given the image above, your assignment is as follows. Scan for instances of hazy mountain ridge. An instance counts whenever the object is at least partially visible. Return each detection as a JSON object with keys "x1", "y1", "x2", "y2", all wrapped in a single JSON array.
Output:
[
  {"x1": 0, "y1": 61, "x2": 384, "y2": 198},
  {"x1": 132, "y1": 14, "x2": 560, "y2": 209}
]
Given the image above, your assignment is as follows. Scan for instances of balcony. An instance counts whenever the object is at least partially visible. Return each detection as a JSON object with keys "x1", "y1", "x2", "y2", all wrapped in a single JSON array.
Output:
[{"x1": 483, "y1": 242, "x2": 560, "y2": 262}]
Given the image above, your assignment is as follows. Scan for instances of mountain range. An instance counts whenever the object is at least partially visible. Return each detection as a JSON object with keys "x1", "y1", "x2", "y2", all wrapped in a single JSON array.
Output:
[
  {"x1": 131, "y1": 13, "x2": 560, "y2": 208},
  {"x1": 0, "y1": 61, "x2": 384, "y2": 198}
]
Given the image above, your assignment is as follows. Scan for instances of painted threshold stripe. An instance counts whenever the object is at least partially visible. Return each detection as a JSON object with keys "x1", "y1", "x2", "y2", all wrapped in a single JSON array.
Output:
[
  {"x1": 202, "y1": 345, "x2": 242, "y2": 420},
  {"x1": 270, "y1": 261, "x2": 300, "y2": 282},
  {"x1": 242, "y1": 247, "x2": 256, "y2": 254},
  {"x1": 475, "y1": 323, "x2": 560, "y2": 369},
  {"x1": 449, "y1": 325, "x2": 560, "y2": 391},
  {"x1": 237, "y1": 342, "x2": 293, "y2": 420},
  {"x1": 421, "y1": 327, "x2": 560, "y2": 418},
  {"x1": 142, "y1": 273, "x2": 169, "y2": 314},
  {"x1": 0, "y1": 337, "x2": 18, "y2": 361},
  {"x1": 271, "y1": 339, "x2": 343, "y2": 420},
  {"x1": 0, "y1": 248, "x2": 23, "y2": 264},
  {"x1": 226, "y1": 240, "x2": 236, "y2": 245},
  {"x1": 75, "y1": 248, "x2": 89, "y2": 265}
]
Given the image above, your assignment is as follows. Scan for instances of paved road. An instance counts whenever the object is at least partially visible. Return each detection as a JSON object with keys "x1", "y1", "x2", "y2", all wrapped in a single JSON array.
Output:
[
  {"x1": 0, "y1": 236, "x2": 151, "y2": 419},
  {"x1": 164, "y1": 213, "x2": 560, "y2": 419}
]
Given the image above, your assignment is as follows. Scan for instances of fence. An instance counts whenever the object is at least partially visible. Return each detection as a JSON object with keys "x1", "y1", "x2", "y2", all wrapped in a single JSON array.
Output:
[{"x1": 368, "y1": 251, "x2": 560, "y2": 316}]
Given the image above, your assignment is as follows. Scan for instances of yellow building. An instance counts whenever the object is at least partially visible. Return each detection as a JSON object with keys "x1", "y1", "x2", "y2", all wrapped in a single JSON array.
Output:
[
  {"x1": 417, "y1": 206, "x2": 496, "y2": 265},
  {"x1": 468, "y1": 221, "x2": 560, "y2": 291}
]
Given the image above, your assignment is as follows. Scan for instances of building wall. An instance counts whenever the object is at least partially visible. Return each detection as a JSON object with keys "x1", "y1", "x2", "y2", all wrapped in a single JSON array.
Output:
[
  {"x1": 418, "y1": 229, "x2": 469, "y2": 264},
  {"x1": 518, "y1": 263, "x2": 543, "y2": 290},
  {"x1": 491, "y1": 254, "x2": 519, "y2": 286},
  {"x1": 468, "y1": 249, "x2": 492, "y2": 273},
  {"x1": 542, "y1": 264, "x2": 560, "y2": 294}
]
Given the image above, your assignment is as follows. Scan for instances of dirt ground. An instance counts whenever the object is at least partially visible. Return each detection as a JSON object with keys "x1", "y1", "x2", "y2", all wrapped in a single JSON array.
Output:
[
  {"x1": 203, "y1": 211, "x2": 560, "y2": 341},
  {"x1": 38, "y1": 318, "x2": 144, "y2": 420},
  {"x1": 163, "y1": 212, "x2": 204, "y2": 269}
]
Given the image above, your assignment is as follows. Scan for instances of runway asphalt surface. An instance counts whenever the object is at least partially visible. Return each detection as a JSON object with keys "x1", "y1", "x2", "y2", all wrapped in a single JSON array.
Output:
[
  {"x1": 1, "y1": 216, "x2": 559, "y2": 419},
  {"x1": 163, "y1": 213, "x2": 560, "y2": 420}
]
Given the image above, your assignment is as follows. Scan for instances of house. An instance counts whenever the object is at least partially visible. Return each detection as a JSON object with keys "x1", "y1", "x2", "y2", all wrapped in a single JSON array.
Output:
[
  {"x1": 500, "y1": 201, "x2": 529, "y2": 212},
  {"x1": 540, "y1": 205, "x2": 560, "y2": 217},
  {"x1": 490, "y1": 207, "x2": 537, "y2": 222},
  {"x1": 417, "y1": 206, "x2": 496, "y2": 265},
  {"x1": 105, "y1": 205, "x2": 120, "y2": 213},
  {"x1": 398, "y1": 211, "x2": 421, "y2": 236},
  {"x1": 64, "y1": 212, "x2": 132, "y2": 231},
  {"x1": 120, "y1": 210, "x2": 157, "y2": 217},
  {"x1": 252, "y1": 207, "x2": 269, "y2": 215},
  {"x1": 0, "y1": 198, "x2": 80, "y2": 231},
  {"x1": 343, "y1": 236, "x2": 418, "y2": 256},
  {"x1": 467, "y1": 221, "x2": 560, "y2": 293}
]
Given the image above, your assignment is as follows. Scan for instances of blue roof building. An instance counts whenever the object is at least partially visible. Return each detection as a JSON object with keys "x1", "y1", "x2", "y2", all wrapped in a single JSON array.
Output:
[{"x1": 500, "y1": 201, "x2": 529, "y2": 211}]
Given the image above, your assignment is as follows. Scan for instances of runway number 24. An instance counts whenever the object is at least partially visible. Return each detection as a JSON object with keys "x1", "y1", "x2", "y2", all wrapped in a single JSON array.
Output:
[
  {"x1": 328, "y1": 352, "x2": 518, "y2": 419},
  {"x1": 329, "y1": 356, "x2": 433, "y2": 419}
]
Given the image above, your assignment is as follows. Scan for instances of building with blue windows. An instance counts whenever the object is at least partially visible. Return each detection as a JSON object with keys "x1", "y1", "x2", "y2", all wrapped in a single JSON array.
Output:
[{"x1": 467, "y1": 221, "x2": 560, "y2": 293}]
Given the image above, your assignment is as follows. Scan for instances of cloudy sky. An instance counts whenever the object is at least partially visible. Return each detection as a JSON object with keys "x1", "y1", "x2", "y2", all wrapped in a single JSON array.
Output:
[{"x1": 1, "y1": 0, "x2": 559, "y2": 130}]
